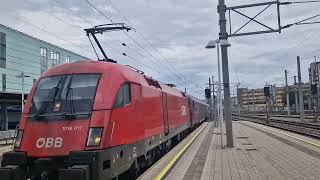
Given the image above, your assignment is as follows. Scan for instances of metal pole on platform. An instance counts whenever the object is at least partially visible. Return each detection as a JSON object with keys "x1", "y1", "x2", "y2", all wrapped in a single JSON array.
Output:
[
  {"x1": 209, "y1": 77, "x2": 213, "y2": 122},
  {"x1": 297, "y1": 56, "x2": 305, "y2": 121},
  {"x1": 247, "y1": 89, "x2": 250, "y2": 112},
  {"x1": 218, "y1": 0, "x2": 233, "y2": 148},
  {"x1": 216, "y1": 40, "x2": 224, "y2": 148},
  {"x1": 16, "y1": 72, "x2": 30, "y2": 112},
  {"x1": 294, "y1": 76, "x2": 299, "y2": 113},
  {"x1": 236, "y1": 83, "x2": 240, "y2": 117},
  {"x1": 285, "y1": 70, "x2": 290, "y2": 116},
  {"x1": 266, "y1": 95, "x2": 270, "y2": 123},
  {"x1": 212, "y1": 76, "x2": 216, "y2": 123}
]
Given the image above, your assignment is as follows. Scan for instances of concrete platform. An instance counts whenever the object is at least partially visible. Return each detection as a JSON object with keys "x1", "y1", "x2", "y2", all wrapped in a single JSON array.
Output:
[{"x1": 139, "y1": 121, "x2": 320, "y2": 180}]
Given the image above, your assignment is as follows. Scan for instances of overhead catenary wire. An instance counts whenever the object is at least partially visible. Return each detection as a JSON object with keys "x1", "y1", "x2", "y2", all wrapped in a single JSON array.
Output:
[
  {"x1": 4, "y1": 31, "x2": 87, "y2": 61},
  {"x1": 15, "y1": 16, "x2": 95, "y2": 56},
  {"x1": 81, "y1": 0, "x2": 189, "y2": 87},
  {"x1": 53, "y1": 0, "x2": 189, "y2": 88},
  {"x1": 286, "y1": 0, "x2": 320, "y2": 4},
  {"x1": 43, "y1": 0, "x2": 205, "y2": 97},
  {"x1": 123, "y1": 53, "x2": 163, "y2": 75},
  {"x1": 107, "y1": 1, "x2": 203, "y2": 90},
  {"x1": 24, "y1": 0, "x2": 86, "y2": 31},
  {"x1": 283, "y1": 11, "x2": 320, "y2": 28},
  {"x1": 38, "y1": 0, "x2": 156, "y2": 67},
  {"x1": 294, "y1": 13, "x2": 320, "y2": 25},
  {"x1": 110, "y1": 2, "x2": 187, "y2": 84},
  {"x1": 123, "y1": 32, "x2": 181, "y2": 80},
  {"x1": 83, "y1": 0, "x2": 113, "y2": 23},
  {"x1": 23, "y1": 0, "x2": 169, "y2": 77},
  {"x1": 295, "y1": 21, "x2": 320, "y2": 25},
  {"x1": 51, "y1": 0, "x2": 95, "y2": 26}
]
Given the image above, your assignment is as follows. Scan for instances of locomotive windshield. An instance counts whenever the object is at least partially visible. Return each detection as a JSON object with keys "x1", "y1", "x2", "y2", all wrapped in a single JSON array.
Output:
[{"x1": 28, "y1": 74, "x2": 101, "y2": 120}]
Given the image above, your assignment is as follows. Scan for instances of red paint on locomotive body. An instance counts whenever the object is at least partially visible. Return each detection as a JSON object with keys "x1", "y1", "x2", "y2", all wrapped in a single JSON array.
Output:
[
  {"x1": 1, "y1": 60, "x2": 208, "y2": 180},
  {"x1": 17, "y1": 61, "x2": 192, "y2": 156}
]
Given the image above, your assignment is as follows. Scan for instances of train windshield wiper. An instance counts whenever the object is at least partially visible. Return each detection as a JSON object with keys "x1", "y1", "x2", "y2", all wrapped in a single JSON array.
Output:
[
  {"x1": 64, "y1": 112, "x2": 91, "y2": 120},
  {"x1": 65, "y1": 77, "x2": 76, "y2": 120},
  {"x1": 34, "y1": 87, "x2": 60, "y2": 120},
  {"x1": 34, "y1": 78, "x2": 64, "y2": 120}
]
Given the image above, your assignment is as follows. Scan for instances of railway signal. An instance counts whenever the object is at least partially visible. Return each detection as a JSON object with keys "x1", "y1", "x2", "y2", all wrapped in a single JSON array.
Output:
[
  {"x1": 311, "y1": 84, "x2": 317, "y2": 95},
  {"x1": 264, "y1": 86, "x2": 270, "y2": 97},
  {"x1": 264, "y1": 86, "x2": 271, "y2": 123},
  {"x1": 205, "y1": 88, "x2": 211, "y2": 99}
]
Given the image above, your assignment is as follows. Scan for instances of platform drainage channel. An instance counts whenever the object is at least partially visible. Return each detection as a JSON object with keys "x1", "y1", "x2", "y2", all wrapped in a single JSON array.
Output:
[
  {"x1": 240, "y1": 122, "x2": 320, "y2": 159},
  {"x1": 236, "y1": 136, "x2": 249, "y2": 139},
  {"x1": 182, "y1": 125, "x2": 213, "y2": 180}
]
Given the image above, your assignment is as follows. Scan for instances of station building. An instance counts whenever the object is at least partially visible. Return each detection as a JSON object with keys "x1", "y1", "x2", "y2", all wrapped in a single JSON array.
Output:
[
  {"x1": 238, "y1": 84, "x2": 310, "y2": 112},
  {"x1": 0, "y1": 24, "x2": 89, "y2": 130}
]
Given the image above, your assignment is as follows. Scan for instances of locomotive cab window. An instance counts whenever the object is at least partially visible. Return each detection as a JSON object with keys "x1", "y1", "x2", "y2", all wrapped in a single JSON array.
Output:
[
  {"x1": 114, "y1": 83, "x2": 131, "y2": 108},
  {"x1": 28, "y1": 73, "x2": 101, "y2": 120}
]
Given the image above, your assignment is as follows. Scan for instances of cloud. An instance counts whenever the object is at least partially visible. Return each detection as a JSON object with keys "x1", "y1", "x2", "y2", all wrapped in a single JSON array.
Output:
[{"x1": 1, "y1": 0, "x2": 320, "y2": 98}]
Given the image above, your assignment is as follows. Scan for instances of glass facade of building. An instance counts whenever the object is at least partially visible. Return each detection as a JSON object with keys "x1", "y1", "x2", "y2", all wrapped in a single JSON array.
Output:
[
  {"x1": 0, "y1": 24, "x2": 90, "y2": 130},
  {"x1": 0, "y1": 24, "x2": 89, "y2": 94}
]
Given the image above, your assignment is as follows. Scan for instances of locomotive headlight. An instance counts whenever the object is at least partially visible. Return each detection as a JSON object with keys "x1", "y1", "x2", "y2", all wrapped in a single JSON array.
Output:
[
  {"x1": 86, "y1": 128, "x2": 103, "y2": 147},
  {"x1": 14, "y1": 130, "x2": 24, "y2": 148}
]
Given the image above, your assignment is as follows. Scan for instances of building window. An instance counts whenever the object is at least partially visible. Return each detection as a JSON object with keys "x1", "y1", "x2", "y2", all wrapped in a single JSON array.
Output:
[
  {"x1": 65, "y1": 55, "x2": 70, "y2": 63},
  {"x1": 50, "y1": 50, "x2": 60, "y2": 67},
  {"x1": 0, "y1": 32, "x2": 6, "y2": 68},
  {"x1": 40, "y1": 47, "x2": 48, "y2": 73},
  {"x1": 2, "y1": 74, "x2": 6, "y2": 92},
  {"x1": 55, "y1": 52, "x2": 60, "y2": 64},
  {"x1": 50, "y1": 50, "x2": 54, "y2": 67},
  {"x1": 50, "y1": 50, "x2": 54, "y2": 59}
]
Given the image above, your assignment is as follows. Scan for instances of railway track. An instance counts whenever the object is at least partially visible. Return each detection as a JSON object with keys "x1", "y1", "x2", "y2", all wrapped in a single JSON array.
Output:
[{"x1": 233, "y1": 115, "x2": 320, "y2": 139}]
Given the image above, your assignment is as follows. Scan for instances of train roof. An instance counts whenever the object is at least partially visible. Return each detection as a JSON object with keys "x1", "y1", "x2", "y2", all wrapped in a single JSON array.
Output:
[
  {"x1": 187, "y1": 95, "x2": 208, "y2": 106},
  {"x1": 42, "y1": 60, "x2": 186, "y2": 98}
]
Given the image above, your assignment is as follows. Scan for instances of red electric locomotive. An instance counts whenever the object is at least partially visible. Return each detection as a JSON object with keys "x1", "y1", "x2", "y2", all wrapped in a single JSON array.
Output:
[{"x1": 0, "y1": 60, "x2": 208, "y2": 180}]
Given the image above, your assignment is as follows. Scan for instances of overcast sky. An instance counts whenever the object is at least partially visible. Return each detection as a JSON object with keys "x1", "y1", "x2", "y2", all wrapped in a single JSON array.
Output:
[{"x1": 1, "y1": 0, "x2": 320, "y2": 98}]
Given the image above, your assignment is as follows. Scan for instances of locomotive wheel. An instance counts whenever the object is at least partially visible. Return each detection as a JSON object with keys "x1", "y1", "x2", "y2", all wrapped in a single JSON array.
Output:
[
  {"x1": 128, "y1": 159, "x2": 140, "y2": 179},
  {"x1": 40, "y1": 171, "x2": 49, "y2": 180}
]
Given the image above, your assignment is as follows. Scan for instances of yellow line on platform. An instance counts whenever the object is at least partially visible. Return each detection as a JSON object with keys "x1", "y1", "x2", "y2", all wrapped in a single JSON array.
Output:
[
  {"x1": 252, "y1": 123, "x2": 320, "y2": 149},
  {"x1": 155, "y1": 122, "x2": 208, "y2": 180}
]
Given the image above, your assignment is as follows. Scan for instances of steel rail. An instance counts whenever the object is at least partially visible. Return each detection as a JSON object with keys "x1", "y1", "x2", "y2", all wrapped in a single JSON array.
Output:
[{"x1": 233, "y1": 115, "x2": 320, "y2": 138}]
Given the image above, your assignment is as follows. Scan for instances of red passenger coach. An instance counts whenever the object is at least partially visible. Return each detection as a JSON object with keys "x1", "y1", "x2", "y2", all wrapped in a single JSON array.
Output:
[
  {"x1": 0, "y1": 61, "x2": 208, "y2": 180},
  {"x1": 188, "y1": 95, "x2": 209, "y2": 127}
]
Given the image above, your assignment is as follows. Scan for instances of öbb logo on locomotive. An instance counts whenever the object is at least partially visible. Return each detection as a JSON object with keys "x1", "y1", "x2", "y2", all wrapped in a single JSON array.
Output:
[{"x1": 36, "y1": 137, "x2": 63, "y2": 148}]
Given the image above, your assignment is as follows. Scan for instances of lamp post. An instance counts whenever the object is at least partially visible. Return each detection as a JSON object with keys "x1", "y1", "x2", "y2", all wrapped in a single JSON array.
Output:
[
  {"x1": 206, "y1": 39, "x2": 224, "y2": 147},
  {"x1": 16, "y1": 72, "x2": 30, "y2": 112}
]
